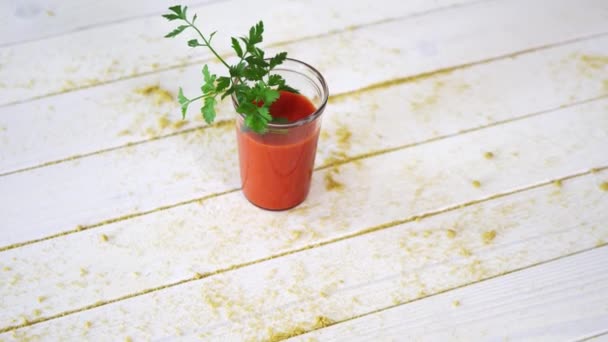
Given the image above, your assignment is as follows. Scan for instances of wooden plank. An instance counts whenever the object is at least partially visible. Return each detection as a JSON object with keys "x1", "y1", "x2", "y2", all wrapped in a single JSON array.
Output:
[
  {"x1": 1, "y1": 31, "x2": 607, "y2": 248},
  {"x1": 2, "y1": 165, "x2": 606, "y2": 340},
  {"x1": 2, "y1": 5, "x2": 608, "y2": 176},
  {"x1": 0, "y1": 0, "x2": 478, "y2": 105},
  {"x1": 0, "y1": 0, "x2": 212, "y2": 46},
  {"x1": 1, "y1": 100, "x2": 607, "y2": 331},
  {"x1": 293, "y1": 246, "x2": 608, "y2": 342}
]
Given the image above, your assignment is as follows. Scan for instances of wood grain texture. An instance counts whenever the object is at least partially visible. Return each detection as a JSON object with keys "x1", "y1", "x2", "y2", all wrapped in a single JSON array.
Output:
[
  {"x1": 1, "y1": 0, "x2": 608, "y2": 176},
  {"x1": 0, "y1": 0, "x2": 478, "y2": 105},
  {"x1": 1, "y1": 99, "x2": 607, "y2": 331},
  {"x1": 293, "y1": 246, "x2": 608, "y2": 342},
  {"x1": 3, "y1": 167, "x2": 606, "y2": 340},
  {"x1": 1, "y1": 3, "x2": 607, "y2": 248},
  {"x1": 0, "y1": 0, "x2": 212, "y2": 46}
]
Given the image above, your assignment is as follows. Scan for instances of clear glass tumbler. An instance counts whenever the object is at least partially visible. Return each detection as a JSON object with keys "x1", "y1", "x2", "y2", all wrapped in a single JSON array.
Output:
[{"x1": 232, "y1": 58, "x2": 329, "y2": 210}]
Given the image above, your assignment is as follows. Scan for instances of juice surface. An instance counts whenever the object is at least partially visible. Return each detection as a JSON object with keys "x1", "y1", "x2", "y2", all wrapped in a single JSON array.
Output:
[
  {"x1": 269, "y1": 90, "x2": 316, "y2": 122},
  {"x1": 237, "y1": 91, "x2": 319, "y2": 210}
]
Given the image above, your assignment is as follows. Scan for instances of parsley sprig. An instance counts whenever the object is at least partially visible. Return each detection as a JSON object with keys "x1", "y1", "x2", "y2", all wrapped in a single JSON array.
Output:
[{"x1": 163, "y1": 5, "x2": 298, "y2": 133}]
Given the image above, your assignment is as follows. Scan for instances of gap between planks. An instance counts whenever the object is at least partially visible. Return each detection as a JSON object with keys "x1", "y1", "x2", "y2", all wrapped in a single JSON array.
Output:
[
  {"x1": 1, "y1": 165, "x2": 606, "y2": 334},
  {"x1": 1, "y1": 30, "x2": 607, "y2": 180},
  {"x1": 0, "y1": 94, "x2": 606, "y2": 254},
  {"x1": 577, "y1": 331, "x2": 608, "y2": 342}
]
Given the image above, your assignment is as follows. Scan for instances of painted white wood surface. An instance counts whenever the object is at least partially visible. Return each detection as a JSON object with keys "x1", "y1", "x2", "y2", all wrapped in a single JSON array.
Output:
[
  {"x1": 1, "y1": 0, "x2": 607, "y2": 340},
  {"x1": 0, "y1": 0, "x2": 212, "y2": 46},
  {"x1": 1, "y1": 98, "x2": 607, "y2": 330},
  {"x1": 293, "y1": 246, "x2": 608, "y2": 342},
  {"x1": 1, "y1": 0, "x2": 608, "y2": 176},
  {"x1": 2, "y1": 2, "x2": 608, "y2": 249},
  {"x1": 0, "y1": 0, "x2": 479, "y2": 106},
  {"x1": 3, "y1": 168, "x2": 606, "y2": 340}
]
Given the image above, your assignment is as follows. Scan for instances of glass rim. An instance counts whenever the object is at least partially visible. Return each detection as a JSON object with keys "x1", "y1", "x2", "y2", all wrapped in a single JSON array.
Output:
[{"x1": 230, "y1": 58, "x2": 329, "y2": 130}]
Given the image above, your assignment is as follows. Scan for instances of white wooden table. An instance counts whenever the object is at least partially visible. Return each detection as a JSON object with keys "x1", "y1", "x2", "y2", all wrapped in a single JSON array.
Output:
[{"x1": 1, "y1": 0, "x2": 608, "y2": 340}]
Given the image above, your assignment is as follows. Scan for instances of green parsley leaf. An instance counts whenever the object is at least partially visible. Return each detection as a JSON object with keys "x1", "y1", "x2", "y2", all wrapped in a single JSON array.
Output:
[
  {"x1": 257, "y1": 106, "x2": 272, "y2": 121},
  {"x1": 181, "y1": 6, "x2": 188, "y2": 20},
  {"x1": 165, "y1": 25, "x2": 188, "y2": 38},
  {"x1": 243, "y1": 65, "x2": 266, "y2": 81},
  {"x1": 216, "y1": 76, "x2": 231, "y2": 92},
  {"x1": 168, "y1": 5, "x2": 183, "y2": 17},
  {"x1": 162, "y1": 13, "x2": 180, "y2": 21},
  {"x1": 248, "y1": 21, "x2": 264, "y2": 45},
  {"x1": 245, "y1": 54, "x2": 267, "y2": 68},
  {"x1": 267, "y1": 74, "x2": 283, "y2": 86},
  {"x1": 202, "y1": 96, "x2": 217, "y2": 123},
  {"x1": 245, "y1": 112, "x2": 267, "y2": 133},
  {"x1": 177, "y1": 87, "x2": 189, "y2": 119},
  {"x1": 229, "y1": 62, "x2": 245, "y2": 78},
  {"x1": 263, "y1": 88, "x2": 279, "y2": 105},
  {"x1": 231, "y1": 38, "x2": 243, "y2": 58},
  {"x1": 201, "y1": 65, "x2": 217, "y2": 94},
  {"x1": 236, "y1": 99, "x2": 255, "y2": 113},
  {"x1": 239, "y1": 36, "x2": 249, "y2": 50},
  {"x1": 269, "y1": 52, "x2": 287, "y2": 69}
]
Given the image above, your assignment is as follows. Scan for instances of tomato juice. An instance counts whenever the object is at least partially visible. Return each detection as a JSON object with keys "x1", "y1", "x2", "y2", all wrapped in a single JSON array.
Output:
[{"x1": 236, "y1": 91, "x2": 320, "y2": 210}]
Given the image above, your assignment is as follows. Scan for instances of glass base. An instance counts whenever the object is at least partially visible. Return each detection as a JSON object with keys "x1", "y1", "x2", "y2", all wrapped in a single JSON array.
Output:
[{"x1": 241, "y1": 191, "x2": 307, "y2": 211}]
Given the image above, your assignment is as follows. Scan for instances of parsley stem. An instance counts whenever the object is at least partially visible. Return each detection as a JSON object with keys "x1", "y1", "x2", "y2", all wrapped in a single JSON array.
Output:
[
  {"x1": 188, "y1": 94, "x2": 205, "y2": 102},
  {"x1": 187, "y1": 20, "x2": 230, "y2": 69}
]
